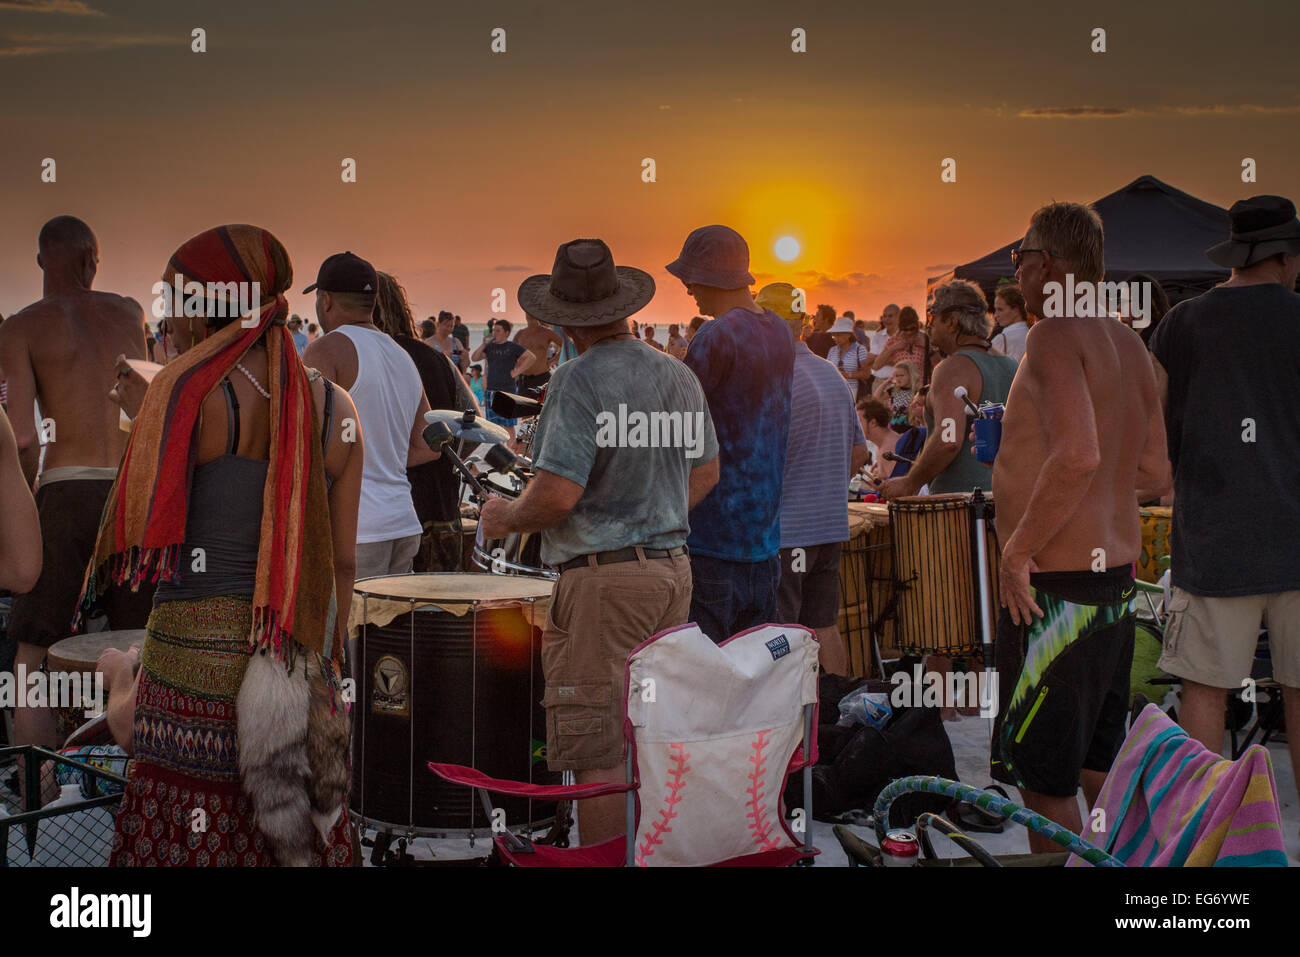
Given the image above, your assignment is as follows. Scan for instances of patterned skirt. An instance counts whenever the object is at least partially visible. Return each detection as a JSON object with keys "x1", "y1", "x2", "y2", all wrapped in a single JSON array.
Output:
[{"x1": 110, "y1": 596, "x2": 353, "y2": 867}]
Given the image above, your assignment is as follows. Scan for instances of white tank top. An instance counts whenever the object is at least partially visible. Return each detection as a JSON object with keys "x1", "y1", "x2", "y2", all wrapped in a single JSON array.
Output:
[{"x1": 337, "y1": 325, "x2": 424, "y2": 543}]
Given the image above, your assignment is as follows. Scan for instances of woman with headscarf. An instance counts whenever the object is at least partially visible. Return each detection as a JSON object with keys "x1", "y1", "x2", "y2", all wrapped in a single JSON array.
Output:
[{"x1": 81, "y1": 225, "x2": 364, "y2": 866}]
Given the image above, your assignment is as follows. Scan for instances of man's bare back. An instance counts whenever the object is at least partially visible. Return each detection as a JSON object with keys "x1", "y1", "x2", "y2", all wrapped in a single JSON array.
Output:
[
  {"x1": 514, "y1": 321, "x2": 560, "y2": 377},
  {"x1": 0, "y1": 289, "x2": 147, "y2": 480},
  {"x1": 994, "y1": 316, "x2": 1169, "y2": 572}
]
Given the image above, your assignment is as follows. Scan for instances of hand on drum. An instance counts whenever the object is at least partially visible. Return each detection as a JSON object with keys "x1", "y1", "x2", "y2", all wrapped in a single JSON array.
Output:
[
  {"x1": 875, "y1": 475, "x2": 915, "y2": 501},
  {"x1": 96, "y1": 643, "x2": 141, "y2": 687},
  {"x1": 479, "y1": 495, "x2": 513, "y2": 540},
  {"x1": 999, "y1": 550, "x2": 1043, "y2": 625}
]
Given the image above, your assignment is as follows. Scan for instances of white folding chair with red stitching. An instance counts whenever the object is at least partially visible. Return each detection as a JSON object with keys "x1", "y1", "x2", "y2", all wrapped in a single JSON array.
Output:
[{"x1": 428, "y1": 622, "x2": 821, "y2": 866}]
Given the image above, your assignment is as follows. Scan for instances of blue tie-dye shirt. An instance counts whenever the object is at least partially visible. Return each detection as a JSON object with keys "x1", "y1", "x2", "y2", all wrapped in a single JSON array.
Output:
[{"x1": 685, "y1": 307, "x2": 793, "y2": 562}]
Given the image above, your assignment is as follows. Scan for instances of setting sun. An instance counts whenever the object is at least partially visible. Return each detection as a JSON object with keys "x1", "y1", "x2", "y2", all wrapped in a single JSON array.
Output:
[{"x1": 774, "y1": 236, "x2": 800, "y2": 261}]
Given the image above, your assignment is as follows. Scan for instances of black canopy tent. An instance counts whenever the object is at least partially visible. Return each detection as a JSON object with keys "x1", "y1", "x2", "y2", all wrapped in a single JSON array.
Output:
[{"x1": 941, "y1": 175, "x2": 1231, "y2": 306}]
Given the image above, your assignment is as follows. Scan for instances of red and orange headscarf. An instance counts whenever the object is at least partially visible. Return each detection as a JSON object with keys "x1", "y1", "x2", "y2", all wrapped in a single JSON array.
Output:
[{"x1": 79, "y1": 225, "x2": 341, "y2": 686}]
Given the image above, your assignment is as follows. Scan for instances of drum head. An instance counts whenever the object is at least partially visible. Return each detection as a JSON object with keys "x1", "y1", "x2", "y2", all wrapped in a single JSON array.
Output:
[
  {"x1": 47, "y1": 629, "x2": 147, "y2": 673},
  {"x1": 354, "y1": 572, "x2": 553, "y2": 602},
  {"x1": 482, "y1": 472, "x2": 524, "y2": 498}
]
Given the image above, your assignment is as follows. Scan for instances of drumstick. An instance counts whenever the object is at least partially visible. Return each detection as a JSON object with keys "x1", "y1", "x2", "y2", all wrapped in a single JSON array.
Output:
[
  {"x1": 953, "y1": 385, "x2": 983, "y2": 419},
  {"x1": 883, "y1": 450, "x2": 915, "y2": 465}
]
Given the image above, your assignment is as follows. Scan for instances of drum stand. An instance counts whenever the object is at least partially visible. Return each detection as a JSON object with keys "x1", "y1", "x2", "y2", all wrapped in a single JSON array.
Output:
[{"x1": 970, "y1": 488, "x2": 996, "y2": 741}]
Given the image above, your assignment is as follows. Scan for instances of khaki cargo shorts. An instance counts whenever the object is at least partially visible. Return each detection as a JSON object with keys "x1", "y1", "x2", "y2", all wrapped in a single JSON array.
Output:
[
  {"x1": 541, "y1": 550, "x2": 692, "y2": 772},
  {"x1": 1158, "y1": 586, "x2": 1300, "y2": 688}
]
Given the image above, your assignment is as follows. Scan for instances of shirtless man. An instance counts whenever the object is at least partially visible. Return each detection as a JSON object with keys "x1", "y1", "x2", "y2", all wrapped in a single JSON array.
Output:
[
  {"x1": 0, "y1": 216, "x2": 154, "y2": 755},
  {"x1": 512, "y1": 313, "x2": 562, "y2": 394},
  {"x1": 989, "y1": 202, "x2": 1170, "y2": 852}
]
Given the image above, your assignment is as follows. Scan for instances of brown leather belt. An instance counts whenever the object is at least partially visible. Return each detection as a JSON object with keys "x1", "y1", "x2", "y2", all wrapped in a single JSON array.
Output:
[{"x1": 557, "y1": 545, "x2": 687, "y2": 574}]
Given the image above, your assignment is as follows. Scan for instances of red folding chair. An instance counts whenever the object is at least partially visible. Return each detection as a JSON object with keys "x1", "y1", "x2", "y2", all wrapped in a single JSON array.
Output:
[{"x1": 430, "y1": 622, "x2": 821, "y2": 866}]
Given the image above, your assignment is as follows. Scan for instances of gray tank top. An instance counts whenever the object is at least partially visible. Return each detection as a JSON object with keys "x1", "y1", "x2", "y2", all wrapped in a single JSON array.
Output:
[
  {"x1": 154, "y1": 377, "x2": 335, "y2": 604},
  {"x1": 926, "y1": 347, "x2": 1019, "y2": 495}
]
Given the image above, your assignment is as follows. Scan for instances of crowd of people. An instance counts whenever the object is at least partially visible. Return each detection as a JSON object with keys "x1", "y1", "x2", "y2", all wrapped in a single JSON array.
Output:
[{"x1": 0, "y1": 190, "x2": 1297, "y2": 865}]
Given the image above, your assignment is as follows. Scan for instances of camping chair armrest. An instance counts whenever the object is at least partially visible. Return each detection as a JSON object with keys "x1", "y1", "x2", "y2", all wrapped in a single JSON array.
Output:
[
  {"x1": 428, "y1": 762, "x2": 634, "y2": 800},
  {"x1": 1134, "y1": 579, "x2": 1164, "y2": 595},
  {"x1": 789, "y1": 743, "x2": 815, "y2": 772}
]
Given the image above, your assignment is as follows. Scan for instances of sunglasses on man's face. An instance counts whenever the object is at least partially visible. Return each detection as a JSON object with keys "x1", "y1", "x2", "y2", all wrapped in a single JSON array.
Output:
[{"x1": 1010, "y1": 247, "x2": 1060, "y2": 270}]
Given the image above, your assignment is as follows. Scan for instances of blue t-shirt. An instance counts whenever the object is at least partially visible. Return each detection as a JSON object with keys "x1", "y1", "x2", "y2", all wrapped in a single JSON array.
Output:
[
  {"x1": 780, "y1": 343, "x2": 866, "y2": 547},
  {"x1": 684, "y1": 307, "x2": 793, "y2": 562},
  {"x1": 292, "y1": 331, "x2": 308, "y2": 354}
]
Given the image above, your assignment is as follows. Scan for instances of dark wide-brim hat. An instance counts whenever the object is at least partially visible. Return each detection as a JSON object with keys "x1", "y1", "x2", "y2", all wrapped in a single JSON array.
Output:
[
  {"x1": 1206, "y1": 195, "x2": 1300, "y2": 268},
  {"x1": 517, "y1": 238, "x2": 654, "y2": 327}
]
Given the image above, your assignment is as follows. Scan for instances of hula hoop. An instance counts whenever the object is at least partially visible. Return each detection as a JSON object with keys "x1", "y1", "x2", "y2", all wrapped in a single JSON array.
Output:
[{"x1": 873, "y1": 775, "x2": 1123, "y2": 867}]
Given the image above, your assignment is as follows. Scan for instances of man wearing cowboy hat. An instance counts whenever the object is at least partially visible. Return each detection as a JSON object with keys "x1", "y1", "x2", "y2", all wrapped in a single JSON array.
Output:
[
  {"x1": 1149, "y1": 194, "x2": 1300, "y2": 791},
  {"x1": 669, "y1": 225, "x2": 794, "y2": 644},
  {"x1": 479, "y1": 238, "x2": 719, "y2": 845}
]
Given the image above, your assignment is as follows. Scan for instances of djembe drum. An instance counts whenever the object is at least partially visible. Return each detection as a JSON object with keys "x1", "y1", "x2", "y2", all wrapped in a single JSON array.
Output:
[
  {"x1": 889, "y1": 494, "x2": 999, "y2": 657},
  {"x1": 837, "y1": 502, "x2": 895, "y2": 677},
  {"x1": 46, "y1": 629, "x2": 145, "y2": 743}
]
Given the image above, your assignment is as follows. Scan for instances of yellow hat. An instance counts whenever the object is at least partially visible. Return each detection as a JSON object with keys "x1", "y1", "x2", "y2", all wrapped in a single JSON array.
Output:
[{"x1": 756, "y1": 282, "x2": 807, "y2": 322}]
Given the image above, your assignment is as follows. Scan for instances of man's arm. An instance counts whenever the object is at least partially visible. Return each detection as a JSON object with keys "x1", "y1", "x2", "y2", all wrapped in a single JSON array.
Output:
[
  {"x1": 510, "y1": 342, "x2": 541, "y2": 379},
  {"x1": 850, "y1": 441, "x2": 869, "y2": 477},
  {"x1": 1136, "y1": 355, "x2": 1173, "y2": 502},
  {"x1": 482, "y1": 468, "x2": 583, "y2": 536},
  {"x1": 689, "y1": 456, "x2": 720, "y2": 509},
  {"x1": 0, "y1": 404, "x2": 41, "y2": 592},
  {"x1": 470, "y1": 340, "x2": 488, "y2": 363},
  {"x1": 407, "y1": 390, "x2": 439, "y2": 466},
  {"x1": 0, "y1": 315, "x2": 40, "y2": 486},
  {"x1": 879, "y1": 357, "x2": 973, "y2": 497}
]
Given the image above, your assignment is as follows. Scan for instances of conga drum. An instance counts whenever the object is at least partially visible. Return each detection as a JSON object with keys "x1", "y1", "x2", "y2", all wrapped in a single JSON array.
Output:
[
  {"x1": 46, "y1": 629, "x2": 146, "y2": 743},
  {"x1": 350, "y1": 574, "x2": 559, "y2": 838},
  {"x1": 889, "y1": 495, "x2": 999, "y2": 656},
  {"x1": 838, "y1": 503, "x2": 895, "y2": 677},
  {"x1": 1137, "y1": 506, "x2": 1172, "y2": 584}
]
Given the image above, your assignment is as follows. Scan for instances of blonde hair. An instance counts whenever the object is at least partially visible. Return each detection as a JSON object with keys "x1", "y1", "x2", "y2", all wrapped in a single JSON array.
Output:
[
  {"x1": 893, "y1": 360, "x2": 922, "y2": 393},
  {"x1": 1027, "y1": 202, "x2": 1105, "y2": 284}
]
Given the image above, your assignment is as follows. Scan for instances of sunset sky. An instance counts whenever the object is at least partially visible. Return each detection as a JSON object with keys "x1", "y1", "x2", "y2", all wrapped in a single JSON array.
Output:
[{"x1": 1, "y1": 0, "x2": 1297, "y2": 331}]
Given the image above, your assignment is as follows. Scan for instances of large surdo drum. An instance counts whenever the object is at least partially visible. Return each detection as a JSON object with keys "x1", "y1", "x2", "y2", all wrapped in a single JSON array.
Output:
[{"x1": 350, "y1": 574, "x2": 559, "y2": 836}]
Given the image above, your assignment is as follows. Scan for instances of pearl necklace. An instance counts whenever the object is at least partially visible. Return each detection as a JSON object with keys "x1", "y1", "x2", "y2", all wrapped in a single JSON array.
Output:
[{"x1": 235, "y1": 362, "x2": 271, "y2": 399}]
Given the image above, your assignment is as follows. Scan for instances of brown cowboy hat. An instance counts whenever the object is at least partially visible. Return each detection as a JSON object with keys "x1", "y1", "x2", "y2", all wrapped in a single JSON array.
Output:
[
  {"x1": 1206, "y1": 195, "x2": 1300, "y2": 268},
  {"x1": 517, "y1": 238, "x2": 655, "y2": 327}
]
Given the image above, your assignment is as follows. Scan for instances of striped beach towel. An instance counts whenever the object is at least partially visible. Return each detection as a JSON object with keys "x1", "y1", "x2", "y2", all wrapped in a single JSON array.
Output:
[{"x1": 1073, "y1": 704, "x2": 1286, "y2": 867}]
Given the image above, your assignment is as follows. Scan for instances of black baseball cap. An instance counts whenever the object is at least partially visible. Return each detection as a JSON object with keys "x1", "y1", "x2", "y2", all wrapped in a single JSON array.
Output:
[{"x1": 303, "y1": 251, "x2": 377, "y2": 294}]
